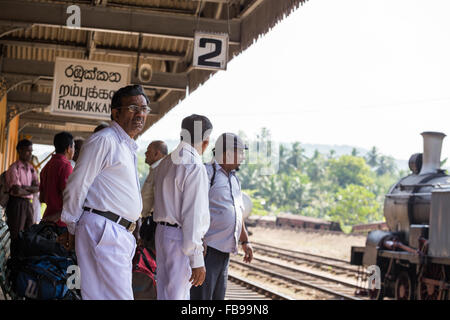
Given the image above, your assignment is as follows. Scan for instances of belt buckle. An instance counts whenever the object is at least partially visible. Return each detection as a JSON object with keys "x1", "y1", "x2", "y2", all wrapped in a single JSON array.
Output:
[{"x1": 127, "y1": 221, "x2": 136, "y2": 233}]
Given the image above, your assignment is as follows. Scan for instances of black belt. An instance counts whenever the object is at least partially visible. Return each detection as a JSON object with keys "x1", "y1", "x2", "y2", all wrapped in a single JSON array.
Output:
[
  {"x1": 83, "y1": 206, "x2": 136, "y2": 233},
  {"x1": 158, "y1": 221, "x2": 181, "y2": 229}
]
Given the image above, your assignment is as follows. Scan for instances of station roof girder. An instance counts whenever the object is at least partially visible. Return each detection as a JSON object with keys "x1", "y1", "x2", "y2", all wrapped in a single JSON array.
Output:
[{"x1": 0, "y1": 0, "x2": 309, "y2": 144}]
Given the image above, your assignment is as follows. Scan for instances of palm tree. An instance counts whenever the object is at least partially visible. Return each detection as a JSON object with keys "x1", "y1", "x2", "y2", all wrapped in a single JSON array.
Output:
[{"x1": 365, "y1": 146, "x2": 379, "y2": 168}]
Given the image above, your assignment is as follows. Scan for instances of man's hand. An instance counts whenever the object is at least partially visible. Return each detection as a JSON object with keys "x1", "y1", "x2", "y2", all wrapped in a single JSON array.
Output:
[
  {"x1": 189, "y1": 266, "x2": 206, "y2": 287},
  {"x1": 242, "y1": 243, "x2": 253, "y2": 263},
  {"x1": 58, "y1": 232, "x2": 75, "y2": 252},
  {"x1": 24, "y1": 185, "x2": 39, "y2": 194},
  {"x1": 67, "y1": 233, "x2": 75, "y2": 251}
]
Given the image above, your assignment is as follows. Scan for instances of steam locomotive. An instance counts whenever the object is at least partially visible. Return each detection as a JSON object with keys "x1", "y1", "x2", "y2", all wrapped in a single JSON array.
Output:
[{"x1": 350, "y1": 132, "x2": 450, "y2": 300}]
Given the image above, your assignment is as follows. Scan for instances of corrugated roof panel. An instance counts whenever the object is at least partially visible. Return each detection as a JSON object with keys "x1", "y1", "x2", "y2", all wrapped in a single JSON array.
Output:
[{"x1": 108, "y1": 0, "x2": 197, "y2": 11}]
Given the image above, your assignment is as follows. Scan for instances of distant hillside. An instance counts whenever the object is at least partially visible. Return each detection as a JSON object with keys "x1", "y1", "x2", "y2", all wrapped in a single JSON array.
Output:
[{"x1": 297, "y1": 142, "x2": 409, "y2": 171}]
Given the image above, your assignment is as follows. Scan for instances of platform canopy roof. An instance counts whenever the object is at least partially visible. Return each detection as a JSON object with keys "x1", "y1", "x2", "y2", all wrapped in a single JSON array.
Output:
[{"x1": 0, "y1": 0, "x2": 307, "y2": 145}]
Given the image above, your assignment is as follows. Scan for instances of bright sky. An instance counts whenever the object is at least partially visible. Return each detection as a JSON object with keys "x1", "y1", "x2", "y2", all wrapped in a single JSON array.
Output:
[{"x1": 139, "y1": 0, "x2": 450, "y2": 163}]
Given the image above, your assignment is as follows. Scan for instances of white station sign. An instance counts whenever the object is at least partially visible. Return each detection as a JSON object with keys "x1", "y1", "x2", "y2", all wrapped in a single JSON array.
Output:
[
  {"x1": 51, "y1": 57, "x2": 131, "y2": 120},
  {"x1": 193, "y1": 32, "x2": 229, "y2": 70}
]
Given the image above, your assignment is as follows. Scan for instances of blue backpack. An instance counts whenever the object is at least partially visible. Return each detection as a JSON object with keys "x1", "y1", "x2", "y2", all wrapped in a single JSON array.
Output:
[{"x1": 12, "y1": 255, "x2": 74, "y2": 300}]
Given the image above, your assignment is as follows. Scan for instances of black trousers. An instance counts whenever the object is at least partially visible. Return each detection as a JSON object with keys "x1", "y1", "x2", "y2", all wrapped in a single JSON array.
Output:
[{"x1": 190, "y1": 246, "x2": 230, "y2": 300}]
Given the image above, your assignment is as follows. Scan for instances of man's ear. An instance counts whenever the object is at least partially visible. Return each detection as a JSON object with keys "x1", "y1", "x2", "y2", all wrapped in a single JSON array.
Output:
[
  {"x1": 111, "y1": 108, "x2": 119, "y2": 121},
  {"x1": 200, "y1": 138, "x2": 209, "y2": 154}
]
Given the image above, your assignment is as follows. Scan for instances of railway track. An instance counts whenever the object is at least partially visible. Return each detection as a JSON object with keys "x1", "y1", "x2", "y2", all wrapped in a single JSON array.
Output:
[
  {"x1": 250, "y1": 241, "x2": 364, "y2": 278},
  {"x1": 226, "y1": 273, "x2": 294, "y2": 300},
  {"x1": 229, "y1": 254, "x2": 364, "y2": 300}
]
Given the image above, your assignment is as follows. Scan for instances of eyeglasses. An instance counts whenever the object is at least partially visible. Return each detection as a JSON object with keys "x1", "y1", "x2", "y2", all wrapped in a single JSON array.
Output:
[{"x1": 120, "y1": 105, "x2": 151, "y2": 114}]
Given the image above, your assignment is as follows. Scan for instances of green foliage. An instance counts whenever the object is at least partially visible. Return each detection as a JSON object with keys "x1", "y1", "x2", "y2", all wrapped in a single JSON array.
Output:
[
  {"x1": 327, "y1": 155, "x2": 373, "y2": 190},
  {"x1": 135, "y1": 128, "x2": 403, "y2": 233},
  {"x1": 235, "y1": 128, "x2": 401, "y2": 233},
  {"x1": 328, "y1": 184, "x2": 382, "y2": 227},
  {"x1": 137, "y1": 151, "x2": 149, "y2": 186},
  {"x1": 243, "y1": 189, "x2": 270, "y2": 216}
]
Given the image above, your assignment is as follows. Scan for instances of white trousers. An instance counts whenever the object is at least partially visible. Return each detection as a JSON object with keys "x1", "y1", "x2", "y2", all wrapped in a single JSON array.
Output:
[
  {"x1": 155, "y1": 224, "x2": 192, "y2": 300},
  {"x1": 75, "y1": 211, "x2": 136, "y2": 300}
]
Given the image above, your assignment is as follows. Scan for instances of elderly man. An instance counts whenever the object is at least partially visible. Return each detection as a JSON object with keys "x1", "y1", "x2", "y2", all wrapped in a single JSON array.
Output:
[
  {"x1": 61, "y1": 84, "x2": 150, "y2": 300},
  {"x1": 135, "y1": 140, "x2": 168, "y2": 246},
  {"x1": 5, "y1": 139, "x2": 39, "y2": 255},
  {"x1": 141, "y1": 140, "x2": 168, "y2": 219},
  {"x1": 191, "y1": 133, "x2": 253, "y2": 300},
  {"x1": 153, "y1": 114, "x2": 212, "y2": 300}
]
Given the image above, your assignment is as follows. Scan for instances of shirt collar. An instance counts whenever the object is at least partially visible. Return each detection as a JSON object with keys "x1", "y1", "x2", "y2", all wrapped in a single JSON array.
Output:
[
  {"x1": 213, "y1": 159, "x2": 235, "y2": 176},
  {"x1": 110, "y1": 121, "x2": 138, "y2": 152},
  {"x1": 179, "y1": 141, "x2": 201, "y2": 159},
  {"x1": 16, "y1": 160, "x2": 31, "y2": 170},
  {"x1": 151, "y1": 157, "x2": 163, "y2": 169},
  {"x1": 53, "y1": 153, "x2": 68, "y2": 161}
]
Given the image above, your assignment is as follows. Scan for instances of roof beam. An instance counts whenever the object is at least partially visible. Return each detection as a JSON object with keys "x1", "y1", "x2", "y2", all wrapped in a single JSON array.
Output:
[
  {"x1": 1, "y1": 58, "x2": 188, "y2": 92},
  {"x1": 21, "y1": 127, "x2": 93, "y2": 141},
  {"x1": 20, "y1": 112, "x2": 104, "y2": 127},
  {"x1": 0, "y1": 0, "x2": 241, "y2": 44},
  {"x1": 7, "y1": 90, "x2": 159, "y2": 114},
  {"x1": 7, "y1": 89, "x2": 161, "y2": 115},
  {"x1": 0, "y1": 38, "x2": 186, "y2": 61},
  {"x1": 239, "y1": 0, "x2": 265, "y2": 19},
  {"x1": 8, "y1": 90, "x2": 51, "y2": 106}
]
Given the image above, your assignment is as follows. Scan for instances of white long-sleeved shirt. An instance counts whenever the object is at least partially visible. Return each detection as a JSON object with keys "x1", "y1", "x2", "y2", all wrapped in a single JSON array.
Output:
[
  {"x1": 153, "y1": 141, "x2": 210, "y2": 268},
  {"x1": 140, "y1": 158, "x2": 163, "y2": 218},
  {"x1": 61, "y1": 121, "x2": 142, "y2": 235}
]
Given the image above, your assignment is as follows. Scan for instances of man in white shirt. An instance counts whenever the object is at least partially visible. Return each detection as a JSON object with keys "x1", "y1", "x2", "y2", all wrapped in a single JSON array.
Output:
[
  {"x1": 153, "y1": 114, "x2": 212, "y2": 300},
  {"x1": 61, "y1": 85, "x2": 150, "y2": 300}
]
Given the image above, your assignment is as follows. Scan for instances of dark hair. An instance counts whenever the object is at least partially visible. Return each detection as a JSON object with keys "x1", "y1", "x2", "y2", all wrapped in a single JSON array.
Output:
[
  {"x1": 152, "y1": 140, "x2": 168, "y2": 156},
  {"x1": 16, "y1": 139, "x2": 32, "y2": 151},
  {"x1": 74, "y1": 138, "x2": 85, "y2": 150},
  {"x1": 110, "y1": 85, "x2": 150, "y2": 120},
  {"x1": 180, "y1": 114, "x2": 213, "y2": 145},
  {"x1": 54, "y1": 131, "x2": 74, "y2": 154},
  {"x1": 111, "y1": 85, "x2": 150, "y2": 109},
  {"x1": 94, "y1": 122, "x2": 109, "y2": 133}
]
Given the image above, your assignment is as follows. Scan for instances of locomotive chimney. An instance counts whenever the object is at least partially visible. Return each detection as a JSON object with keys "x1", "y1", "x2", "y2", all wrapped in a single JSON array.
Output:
[{"x1": 419, "y1": 131, "x2": 446, "y2": 175}]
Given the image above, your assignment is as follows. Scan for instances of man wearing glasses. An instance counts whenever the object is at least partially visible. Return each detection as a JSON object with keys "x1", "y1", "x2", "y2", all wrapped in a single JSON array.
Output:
[
  {"x1": 62, "y1": 85, "x2": 150, "y2": 300},
  {"x1": 190, "y1": 133, "x2": 253, "y2": 300}
]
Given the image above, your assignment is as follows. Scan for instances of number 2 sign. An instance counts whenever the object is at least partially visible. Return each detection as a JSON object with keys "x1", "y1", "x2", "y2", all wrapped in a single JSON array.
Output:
[{"x1": 193, "y1": 32, "x2": 229, "y2": 71}]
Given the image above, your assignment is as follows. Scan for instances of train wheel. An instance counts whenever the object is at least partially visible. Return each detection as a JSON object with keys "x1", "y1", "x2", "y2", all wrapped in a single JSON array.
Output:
[
  {"x1": 394, "y1": 271, "x2": 414, "y2": 300},
  {"x1": 368, "y1": 287, "x2": 384, "y2": 300},
  {"x1": 368, "y1": 278, "x2": 384, "y2": 300},
  {"x1": 417, "y1": 264, "x2": 445, "y2": 300}
]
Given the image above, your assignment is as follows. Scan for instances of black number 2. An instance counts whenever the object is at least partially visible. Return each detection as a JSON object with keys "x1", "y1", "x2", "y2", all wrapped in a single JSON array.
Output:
[{"x1": 198, "y1": 38, "x2": 222, "y2": 68}]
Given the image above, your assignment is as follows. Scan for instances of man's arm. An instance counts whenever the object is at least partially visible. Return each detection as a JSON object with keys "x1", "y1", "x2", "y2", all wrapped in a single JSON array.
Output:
[
  {"x1": 180, "y1": 165, "x2": 210, "y2": 286},
  {"x1": 23, "y1": 185, "x2": 39, "y2": 194},
  {"x1": 61, "y1": 135, "x2": 110, "y2": 235},
  {"x1": 239, "y1": 220, "x2": 253, "y2": 263},
  {"x1": 26, "y1": 167, "x2": 40, "y2": 194}
]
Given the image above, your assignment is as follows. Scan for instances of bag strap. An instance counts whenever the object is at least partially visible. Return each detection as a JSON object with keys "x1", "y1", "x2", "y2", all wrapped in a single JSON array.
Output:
[
  {"x1": 138, "y1": 247, "x2": 156, "y2": 274},
  {"x1": 147, "y1": 248, "x2": 156, "y2": 262},
  {"x1": 204, "y1": 163, "x2": 217, "y2": 188}
]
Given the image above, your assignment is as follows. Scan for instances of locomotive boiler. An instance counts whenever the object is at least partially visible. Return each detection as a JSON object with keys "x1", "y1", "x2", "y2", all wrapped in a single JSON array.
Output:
[{"x1": 351, "y1": 131, "x2": 450, "y2": 300}]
